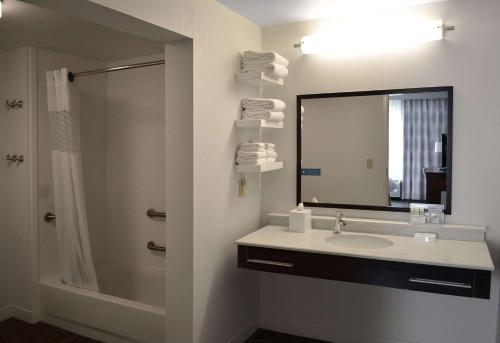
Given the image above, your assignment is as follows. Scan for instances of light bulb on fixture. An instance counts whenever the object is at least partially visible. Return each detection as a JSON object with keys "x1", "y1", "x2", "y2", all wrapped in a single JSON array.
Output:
[
  {"x1": 294, "y1": 18, "x2": 454, "y2": 56},
  {"x1": 0, "y1": 0, "x2": 3, "y2": 19}
]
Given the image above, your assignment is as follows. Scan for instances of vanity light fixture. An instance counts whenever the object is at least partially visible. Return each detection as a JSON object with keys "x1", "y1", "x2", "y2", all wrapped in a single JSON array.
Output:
[
  {"x1": 294, "y1": 18, "x2": 455, "y2": 55},
  {"x1": 0, "y1": 0, "x2": 3, "y2": 18}
]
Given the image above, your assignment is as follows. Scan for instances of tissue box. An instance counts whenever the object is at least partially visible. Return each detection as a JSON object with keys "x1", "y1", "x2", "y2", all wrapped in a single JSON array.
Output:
[{"x1": 289, "y1": 208, "x2": 312, "y2": 233}]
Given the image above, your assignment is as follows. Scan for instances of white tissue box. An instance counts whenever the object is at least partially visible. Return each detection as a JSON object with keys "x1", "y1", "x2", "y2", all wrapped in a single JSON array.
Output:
[{"x1": 289, "y1": 208, "x2": 312, "y2": 233}]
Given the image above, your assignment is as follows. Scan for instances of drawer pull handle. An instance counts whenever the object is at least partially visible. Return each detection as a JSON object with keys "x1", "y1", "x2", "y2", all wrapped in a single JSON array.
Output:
[
  {"x1": 247, "y1": 258, "x2": 294, "y2": 268},
  {"x1": 408, "y1": 278, "x2": 472, "y2": 289}
]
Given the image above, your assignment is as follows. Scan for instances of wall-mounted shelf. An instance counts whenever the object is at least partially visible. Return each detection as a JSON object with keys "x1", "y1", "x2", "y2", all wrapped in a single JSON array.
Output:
[
  {"x1": 235, "y1": 71, "x2": 284, "y2": 87},
  {"x1": 234, "y1": 119, "x2": 284, "y2": 129},
  {"x1": 235, "y1": 161, "x2": 283, "y2": 173}
]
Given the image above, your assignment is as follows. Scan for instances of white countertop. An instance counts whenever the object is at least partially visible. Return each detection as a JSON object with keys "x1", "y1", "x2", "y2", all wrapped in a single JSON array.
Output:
[{"x1": 235, "y1": 225, "x2": 495, "y2": 271}]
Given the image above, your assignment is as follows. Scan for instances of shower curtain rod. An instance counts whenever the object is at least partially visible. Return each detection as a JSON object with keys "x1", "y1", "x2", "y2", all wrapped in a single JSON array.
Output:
[{"x1": 68, "y1": 59, "x2": 165, "y2": 82}]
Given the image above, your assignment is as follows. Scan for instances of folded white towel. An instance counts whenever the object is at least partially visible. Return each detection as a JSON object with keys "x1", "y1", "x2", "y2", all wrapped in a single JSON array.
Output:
[
  {"x1": 237, "y1": 150, "x2": 268, "y2": 158},
  {"x1": 242, "y1": 98, "x2": 286, "y2": 111},
  {"x1": 239, "y1": 149, "x2": 266, "y2": 154},
  {"x1": 240, "y1": 142, "x2": 266, "y2": 149},
  {"x1": 236, "y1": 158, "x2": 268, "y2": 165},
  {"x1": 241, "y1": 62, "x2": 289, "y2": 79},
  {"x1": 242, "y1": 110, "x2": 284, "y2": 121},
  {"x1": 237, "y1": 150, "x2": 278, "y2": 159},
  {"x1": 266, "y1": 143, "x2": 276, "y2": 149},
  {"x1": 242, "y1": 51, "x2": 289, "y2": 67},
  {"x1": 236, "y1": 157, "x2": 277, "y2": 165}
]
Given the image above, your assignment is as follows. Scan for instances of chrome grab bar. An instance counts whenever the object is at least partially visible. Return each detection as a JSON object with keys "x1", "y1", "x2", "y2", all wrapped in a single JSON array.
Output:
[
  {"x1": 408, "y1": 278, "x2": 472, "y2": 289},
  {"x1": 44, "y1": 212, "x2": 56, "y2": 222},
  {"x1": 147, "y1": 208, "x2": 166, "y2": 218},
  {"x1": 147, "y1": 241, "x2": 165, "y2": 252},
  {"x1": 247, "y1": 258, "x2": 294, "y2": 268}
]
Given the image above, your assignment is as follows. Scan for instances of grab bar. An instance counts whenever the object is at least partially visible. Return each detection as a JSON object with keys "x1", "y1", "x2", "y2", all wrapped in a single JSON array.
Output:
[
  {"x1": 147, "y1": 241, "x2": 166, "y2": 252},
  {"x1": 147, "y1": 208, "x2": 166, "y2": 218},
  {"x1": 44, "y1": 212, "x2": 56, "y2": 222}
]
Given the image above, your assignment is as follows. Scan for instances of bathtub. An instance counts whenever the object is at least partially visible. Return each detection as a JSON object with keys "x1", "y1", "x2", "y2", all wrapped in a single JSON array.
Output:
[{"x1": 39, "y1": 263, "x2": 165, "y2": 343}]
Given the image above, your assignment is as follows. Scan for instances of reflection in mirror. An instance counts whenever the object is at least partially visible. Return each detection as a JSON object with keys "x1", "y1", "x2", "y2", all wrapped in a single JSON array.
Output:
[{"x1": 298, "y1": 87, "x2": 452, "y2": 213}]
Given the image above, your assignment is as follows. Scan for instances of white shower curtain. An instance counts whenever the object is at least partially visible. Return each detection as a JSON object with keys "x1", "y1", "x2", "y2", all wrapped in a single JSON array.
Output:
[{"x1": 46, "y1": 68, "x2": 99, "y2": 291}]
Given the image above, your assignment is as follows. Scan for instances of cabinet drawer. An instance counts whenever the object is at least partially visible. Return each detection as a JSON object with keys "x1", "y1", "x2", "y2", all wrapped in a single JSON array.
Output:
[
  {"x1": 238, "y1": 246, "x2": 299, "y2": 275},
  {"x1": 300, "y1": 253, "x2": 406, "y2": 289},
  {"x1": 237, "y1": 245, "x2": 491, "y2": 299},
  {"x1": 406, "y1": 264, "x2": 474, "y2": 297}
]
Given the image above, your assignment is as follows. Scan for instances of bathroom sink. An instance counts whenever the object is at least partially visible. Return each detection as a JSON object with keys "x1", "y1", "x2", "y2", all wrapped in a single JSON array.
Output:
[{"x1": 325, "y1": 234, "x2": 394, "y2": 249}]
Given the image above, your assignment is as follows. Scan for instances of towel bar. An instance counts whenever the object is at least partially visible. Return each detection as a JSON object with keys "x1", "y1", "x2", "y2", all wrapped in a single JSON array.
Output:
[
  {"x1": 147, "y1": 208, "x2": 166, "y2": 218},
  {"x1": 6, "y1": 154, "x2": 24, "y2": 162},
  {"x1": 147, "y1": 241, "x2": 166, "y2": 252},
  {"x1": 5, "y1": 99, "x2": 23, "y2": 109}
]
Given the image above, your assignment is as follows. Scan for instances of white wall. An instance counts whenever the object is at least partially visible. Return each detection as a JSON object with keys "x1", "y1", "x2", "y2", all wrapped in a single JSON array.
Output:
[
  {"x1": 164, "y1": 39, "x2": 194, "y2": 343},
  {"x1": 105, "y1": 54, "x2": 165, "y2": 271},
  {"x1": 88, "y1": 0, "x2": 193, "y2": 39},
  {"x1": 261, "y1": 1, "x2": 500, "y2": 342},
  {"x1": 301, "y1": 95, "x2": 389, "y2": 206},
  {"x1": 192, "y1": 1, "x2": 263, "y2": 342},
  {"x1": 0, "y1": 50, "x2": 8, "y2": 314},
  {"x1": 0, "y1": 47, "x2": 36, "y2": 320}
]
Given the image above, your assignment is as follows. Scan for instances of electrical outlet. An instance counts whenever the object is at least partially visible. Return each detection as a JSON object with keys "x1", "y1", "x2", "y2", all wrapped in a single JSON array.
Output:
[{"x1": 367, "y1": 158, "x2": 374, "y2": 169}]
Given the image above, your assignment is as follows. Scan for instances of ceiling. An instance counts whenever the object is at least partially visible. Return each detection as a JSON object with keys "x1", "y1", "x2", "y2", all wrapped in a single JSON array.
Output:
[
  {"x1": 0, "y1": 0, "x2": 165, "y2": 61},
  {"x1": 217, "y1": 0, "x2": 449, "y2": 27}
]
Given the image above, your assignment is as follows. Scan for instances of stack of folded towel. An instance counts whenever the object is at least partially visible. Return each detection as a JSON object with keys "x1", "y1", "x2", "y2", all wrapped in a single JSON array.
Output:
[
  {"x1": 241, "y1": 51, "x2": 289, "y2": 80},
  {"x1": 241, "y1": 97, "x2": 286, "y2": 122},
  {"x1": 236, "y1": 142, "x2": 278, "y2": 165}
]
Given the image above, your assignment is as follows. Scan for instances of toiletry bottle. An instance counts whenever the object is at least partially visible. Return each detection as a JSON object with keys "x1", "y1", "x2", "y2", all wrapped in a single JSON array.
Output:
[{"x1": 289, "y1": 203, "x2": 312, "y2": 233}]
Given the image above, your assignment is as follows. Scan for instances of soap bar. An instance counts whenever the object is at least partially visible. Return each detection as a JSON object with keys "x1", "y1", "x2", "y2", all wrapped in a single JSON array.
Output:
[{"x1": 289, "y1": 207, "x2": 312, "y2": 233}]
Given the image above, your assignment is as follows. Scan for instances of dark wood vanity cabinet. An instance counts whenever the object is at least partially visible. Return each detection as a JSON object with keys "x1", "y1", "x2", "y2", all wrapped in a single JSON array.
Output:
[{"x1": 238, "y1": 245, "x2": 491, "y2": 299}]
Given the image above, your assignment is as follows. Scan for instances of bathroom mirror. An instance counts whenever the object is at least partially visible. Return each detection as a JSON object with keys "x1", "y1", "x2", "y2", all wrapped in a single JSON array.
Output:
[{"x1": 297, "y1": 87, "x2": 453, "y2": 214}]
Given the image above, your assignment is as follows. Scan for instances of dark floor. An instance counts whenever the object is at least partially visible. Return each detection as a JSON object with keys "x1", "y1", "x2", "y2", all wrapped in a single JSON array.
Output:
[
  {"x1": 247, "y1": 329, "x2": 329, "y2": 343},
  {"x1": 0, "y1": 318, "x2": 326, "y2": 343},
  {"x1": 0, "y1": 318, "x2": 101, "y2": 342}
]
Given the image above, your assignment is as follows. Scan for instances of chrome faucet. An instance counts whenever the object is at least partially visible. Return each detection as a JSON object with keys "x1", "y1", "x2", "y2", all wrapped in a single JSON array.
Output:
[{"x1": 334, "y1": 211, "x2": 346, "y2": 234}]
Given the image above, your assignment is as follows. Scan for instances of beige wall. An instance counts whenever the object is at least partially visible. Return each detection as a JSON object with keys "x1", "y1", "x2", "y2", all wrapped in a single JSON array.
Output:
[
  {"x1": 105, "y1": 54, "x2": 166, "y2": 271},
  {"x1": 301, "y1": 95, "x2": 389, "y2": 206},
  {"x1": 0, "y1": 47, "x2": 35, "y2": 319},
  {"x1": 261, "y1": 1, "x2": 500, "y2": 342}
]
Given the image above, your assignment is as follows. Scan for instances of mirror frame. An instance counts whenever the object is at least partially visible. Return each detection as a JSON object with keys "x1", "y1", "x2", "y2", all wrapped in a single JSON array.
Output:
[{"x1": 297, "y1": 86, "x2": 453, "y2": 214}]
